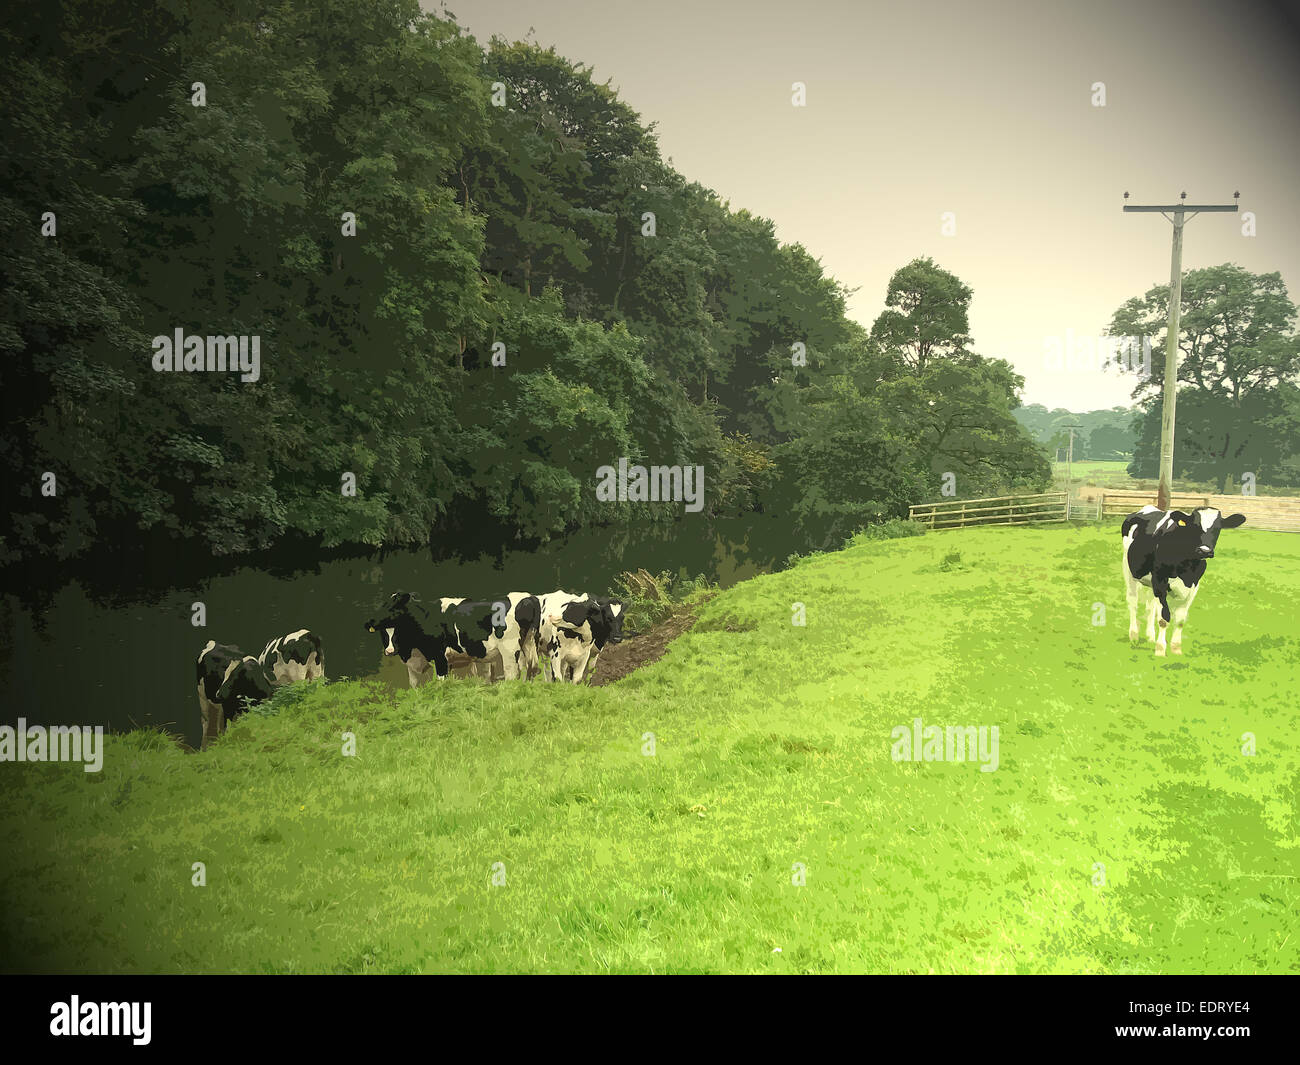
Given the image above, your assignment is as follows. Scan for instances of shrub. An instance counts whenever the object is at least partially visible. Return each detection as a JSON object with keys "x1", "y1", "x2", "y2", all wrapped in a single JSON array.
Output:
[
  {"x1": 613, "y1": 568, "x2": 714, "y2": 632},
  {"x1": 846, "y1": 518, "x2": 929, "y2": 544}
]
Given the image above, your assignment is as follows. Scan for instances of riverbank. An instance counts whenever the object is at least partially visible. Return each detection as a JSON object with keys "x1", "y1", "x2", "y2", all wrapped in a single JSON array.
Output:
[{"x1": 2, "y1": 524, "x2": 1297, "y2": 973}]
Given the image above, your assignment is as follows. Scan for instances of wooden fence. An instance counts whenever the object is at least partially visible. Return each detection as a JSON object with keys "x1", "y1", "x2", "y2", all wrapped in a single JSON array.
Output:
[
  {"x1": 1100, "y1": 490, "x2": 1300, "y2": 533},
  {"x1": 908, "y1": 492, "x2": 1068, "y2": 530}
]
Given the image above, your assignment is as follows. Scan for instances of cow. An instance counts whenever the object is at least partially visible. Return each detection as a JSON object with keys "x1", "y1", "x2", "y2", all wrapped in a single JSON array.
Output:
[
  {"x1": 538, "y1": 593, "x2": 626, "y2": 683},
  {"x1": 259, "y1": 629, "x2": 326, "y2": 684},
  {"x1": 364, "y1": 591, "x2": 541, "y2": 687},
  {"x1": 1121, "y1": 505, "x2": 1246, "y2": 656},
  {"x1": 445, "y1": 593, "x2": 541, "y2": 680},
  {"x1": 196, "y1": 641, "x2": 277, "y2": 749}
]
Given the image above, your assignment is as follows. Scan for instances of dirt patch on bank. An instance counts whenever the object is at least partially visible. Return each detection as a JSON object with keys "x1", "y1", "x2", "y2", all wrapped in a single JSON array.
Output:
[{"x1": 588, "y1": 592, "x2": 717, "y2": 686}]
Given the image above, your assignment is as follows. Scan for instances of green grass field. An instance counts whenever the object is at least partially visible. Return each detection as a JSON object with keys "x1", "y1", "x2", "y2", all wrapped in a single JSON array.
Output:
[{"x1": 2, "y1": 524, "x2": 1298, "y2": 974}]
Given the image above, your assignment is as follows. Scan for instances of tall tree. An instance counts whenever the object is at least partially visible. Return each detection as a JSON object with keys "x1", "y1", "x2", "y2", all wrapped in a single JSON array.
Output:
[
  {"x1": 869, "y1": 257, "x2": 973, "y2": 374},
  {"x1": 1109, "y1": 264, "x2": 1300, "y2": 490}
]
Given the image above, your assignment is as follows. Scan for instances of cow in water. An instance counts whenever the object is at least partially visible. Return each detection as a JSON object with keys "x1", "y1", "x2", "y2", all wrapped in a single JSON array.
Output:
[
  {"x1": 259, "y1": 629, "x2": 326, "y2": 684},
  {"x1": 196, "y1": 642, "x2": 276, "y2": 749},
  {"x1": 1121, "y1": 505, "x2": 1245, "y2": 656}
]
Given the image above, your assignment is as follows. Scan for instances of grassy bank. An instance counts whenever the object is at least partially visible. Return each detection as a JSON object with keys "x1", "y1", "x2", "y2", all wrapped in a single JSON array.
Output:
[{"x1": 2, "y1": 524, "x2": 1297, "y2": 973}]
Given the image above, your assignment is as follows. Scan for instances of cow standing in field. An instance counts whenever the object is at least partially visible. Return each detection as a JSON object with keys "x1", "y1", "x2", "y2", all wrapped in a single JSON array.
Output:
[
  {"x1": 364, "y1": 591, "x2": 541, "y2": 686},
  {"x1": 1121, "y1": 505, "x2": 1246, "y2": 656},
  {"x1": 196, "y1": 641, "x2": 277, "y2": 749},
  {"x1": 538, "y1": 592, "x2": 626, "y2": 683}
]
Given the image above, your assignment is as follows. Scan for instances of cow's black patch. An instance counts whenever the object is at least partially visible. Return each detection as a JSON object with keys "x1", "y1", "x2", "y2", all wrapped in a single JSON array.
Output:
[
  {"x1": 197, "y1": 642, "x2": 242, "y2": 704},
  {"x1": 214, "y1": 656, "x2": 276, "y2": 722},
  {"x1": 1122, "y1": 507, "x2": 1245, "y2": 621}
]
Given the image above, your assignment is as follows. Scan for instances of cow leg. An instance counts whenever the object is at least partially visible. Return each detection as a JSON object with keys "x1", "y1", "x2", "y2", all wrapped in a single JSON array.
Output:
[
  {"x1": 1145, "y1": 594, "x2": 1160, "y2": 643},
  {"x1": 570, "y1": 644, "x2": 594, "y2": 684},
  {"x1": 1151, "y1": 576, "x2": 1173, "y2": 656},
  {"x1": 499, "y1": 640, "x2": 521, "y2": 680},
  {"x1": 431, "y1": 647, "x2": 451, "y2": 682},
  {"x1": 202, "y1": 699, "x2": 224, "y2": 749},
  {"x1": 406, "y1": 648, "x2": 436, "y2": 687},
  {"x1": 1123, "y1": 553, "x2": 1142, "y2": 642},
  {"x1": 518, "y1": 635, "x2": 538, "y2": 680},
  {"x1": 1169, "y1": 580, "x2": 1198, "y2": 655},
  {"x1": 197, "y1": 685, "x2": 219, "y2": 751}
]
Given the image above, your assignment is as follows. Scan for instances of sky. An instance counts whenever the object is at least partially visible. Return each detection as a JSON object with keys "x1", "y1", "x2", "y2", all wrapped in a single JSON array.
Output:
[{"x1": 424, "y1": 0, "x2": 1300, "y2": 411}]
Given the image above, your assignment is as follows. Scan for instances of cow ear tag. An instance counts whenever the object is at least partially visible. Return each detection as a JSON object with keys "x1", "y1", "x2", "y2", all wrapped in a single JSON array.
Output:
[
  {"x1": 1177, "y1": 519, "x2": 1186, "y2": 526},
  {"x1": 368, "y1": 625, "x2": 375, "y2": 632}
]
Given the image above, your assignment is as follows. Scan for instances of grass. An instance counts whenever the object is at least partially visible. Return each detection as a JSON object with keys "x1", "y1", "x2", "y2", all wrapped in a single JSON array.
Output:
[
  {"x1": 1053, "y1": 460, "x2": 1299, "y2": 499},
  {"x1": 2, "y1": 524, "x2": 1297, "y2": 974},
  {"x1": 1053, "y1": 459, "x2": 1133, "y2": 486}
]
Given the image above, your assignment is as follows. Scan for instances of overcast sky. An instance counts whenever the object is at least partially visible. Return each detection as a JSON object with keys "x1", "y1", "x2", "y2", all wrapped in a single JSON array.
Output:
[{"x1": 426, "y1": 0, "x2": 1300, "y2": 411}]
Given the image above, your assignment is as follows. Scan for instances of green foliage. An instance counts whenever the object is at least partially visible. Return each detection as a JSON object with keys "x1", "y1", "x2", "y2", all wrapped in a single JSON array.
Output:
[
  {"x1": 611, "y1": 568, "x2": 713, "y2": 631},
  {"x1": 869, "y1": 256, "x2": 973, "y2": 373},
  {"x1": 1015, "y1": 405, "x2": 1139, "y2": 461},
  {"x1": 1108, "y1": 264, "x2": 1300, "y2": 491},
  {"x1": 846, "y1": 518, "x2": 928, "y2": 543},
  {"x1": 2, "y1": 0, "x2": 1052, "y2": 573}
]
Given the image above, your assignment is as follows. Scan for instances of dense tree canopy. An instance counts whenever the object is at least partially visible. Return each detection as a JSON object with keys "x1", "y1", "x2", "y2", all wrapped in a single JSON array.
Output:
[
  {"x1": 1, "y1": 0, "x2": 1053, "y2": 575},
  {"x1": 1014, "y1": 405, "x2": 1139, "y2": 461},
  {"x1": 1108, "y1": 264, "x2": 1300, "y2": 491}
]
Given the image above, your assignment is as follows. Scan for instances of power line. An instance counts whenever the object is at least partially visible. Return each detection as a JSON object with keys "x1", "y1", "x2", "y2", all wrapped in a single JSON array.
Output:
[{"x1": 1122, "y1": 190, "x2": 1239, "y2": 509}]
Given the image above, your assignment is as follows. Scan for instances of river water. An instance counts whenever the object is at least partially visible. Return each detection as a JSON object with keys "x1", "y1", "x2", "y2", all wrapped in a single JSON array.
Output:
[{"x1": 0, "y1": 518, "x2": 792, "y2": 748}]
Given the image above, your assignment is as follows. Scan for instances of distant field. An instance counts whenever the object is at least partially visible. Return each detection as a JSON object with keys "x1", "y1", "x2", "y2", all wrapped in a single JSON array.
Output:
[
  {"x1": 1053, "y1": 462, "x2": 1297, "y2": 502},
  {"x1": 1, "y1": 525, "x2": 1297, "y2": 973},
  {"x1": 1053, "y1": 460, "x2": 1132, "y2": 486}
]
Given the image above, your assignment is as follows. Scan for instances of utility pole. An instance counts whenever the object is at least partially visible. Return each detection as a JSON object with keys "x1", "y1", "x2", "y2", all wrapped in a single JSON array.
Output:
[
  {"x1": 1062, "y1": 423, "x2": 1081, "y2": 519},
  {"x1": 1122, "y1": 191, "x2": 1239, "y2": 509}
]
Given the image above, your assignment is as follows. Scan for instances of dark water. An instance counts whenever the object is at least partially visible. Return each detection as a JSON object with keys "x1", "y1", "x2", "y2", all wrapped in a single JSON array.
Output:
[{"x1": 0, "y1": 519, "x2": 791, "y2": 748}]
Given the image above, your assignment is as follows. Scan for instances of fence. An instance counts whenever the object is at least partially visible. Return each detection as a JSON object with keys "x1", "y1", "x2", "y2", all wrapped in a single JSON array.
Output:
[
  {"x1": 908, "y1": 492, "x2": 1068, "y2": 530},
  {"x1": 1100, "y1": 490, "x2": 1300, "y2": 533}
]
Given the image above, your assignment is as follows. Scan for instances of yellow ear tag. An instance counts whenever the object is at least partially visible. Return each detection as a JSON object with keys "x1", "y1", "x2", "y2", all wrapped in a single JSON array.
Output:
[
  {"x1": 368, "y1": 626, "x2": 375, "y2": 632},
  {"x1": 1178, "y1": 519, "x2": 1186, "y2": 526}
]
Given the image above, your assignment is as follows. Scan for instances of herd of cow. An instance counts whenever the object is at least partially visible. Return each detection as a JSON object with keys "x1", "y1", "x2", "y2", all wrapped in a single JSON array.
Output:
[
  {"x1": 195, "y1": 589, "x2": 625, "y2": 749},
  {"x1": 191, "y1": 504, "x2": 1247, "y2": 750}
]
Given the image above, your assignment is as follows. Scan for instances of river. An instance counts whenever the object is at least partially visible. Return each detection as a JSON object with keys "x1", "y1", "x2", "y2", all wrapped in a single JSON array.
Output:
[{"x1": 0, "y1": 517, "x2": 795, "y2": 748}]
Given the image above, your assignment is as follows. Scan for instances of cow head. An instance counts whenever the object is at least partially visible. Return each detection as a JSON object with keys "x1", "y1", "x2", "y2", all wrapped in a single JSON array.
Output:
[
  {"x1": 215, "y1": 656, "x2": 276, "y2": 718},
  {"x1": 1170, "y1": 508, "x2": 1246, "y2": 559},
  {"x1": 365, "y1": 591, "x2": 420, "y2": 656},
  {"x1": 560, "y1": 596, "x2": 626, "y2": 649},
  {"x1": 596, "y1": 597, "x2": 626, "y2": 645}
]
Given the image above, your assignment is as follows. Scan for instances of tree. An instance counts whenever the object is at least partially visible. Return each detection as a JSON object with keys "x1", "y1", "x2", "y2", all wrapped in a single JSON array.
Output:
[
  {"x1": 1110, "y1": 264, "x2": 1300, "y2": 491},
  {"x1": 869, "y1": 257, "x2": 973, "y2": 374},
  {"x1": 1087, "y1": 425, "x2": 1132, "y2": 461}
]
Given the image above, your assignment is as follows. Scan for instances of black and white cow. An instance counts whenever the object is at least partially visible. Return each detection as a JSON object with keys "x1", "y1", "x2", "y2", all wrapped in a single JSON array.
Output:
[
  {"x1": 259, "y1": 629, "x2": 326, "y2": 684},
  {"x1": 196, "y1": 641, "x2": 276, "y2": 748},
  {"x1": 1121, "y1": 505, "x2": 1246, "y2": 656},
  {"x1": 537, "y1": 592, "x2": 625, "y2": 683},
  {"x1": 364, "y1": 591, "x2": 541, "y2": 687}
]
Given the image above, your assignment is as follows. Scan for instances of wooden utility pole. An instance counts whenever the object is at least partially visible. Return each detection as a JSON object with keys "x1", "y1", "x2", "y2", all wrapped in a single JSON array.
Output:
[
  {"x1": 1063, "y1": 423, "x2": 1081, "y2": 519},
  {"x1": 1122, "y1": 191, "x2": 1238, "y2": 509}
]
